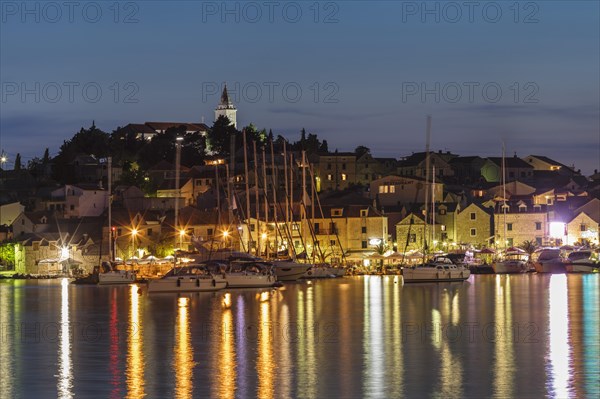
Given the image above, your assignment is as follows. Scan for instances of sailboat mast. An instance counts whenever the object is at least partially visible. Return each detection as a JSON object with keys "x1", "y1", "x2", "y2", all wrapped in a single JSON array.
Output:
[
  {"x1": 242, "y1": 129, "x2": 252, "y2": 252},
  {"x1": 253, "y1": 141, "x2": 261, "y2": 256},
  {"x1": 423, "y1": 115, "x2": 432, "y2": 260},
  {"x1": 107, "y1": 156, "x2": 112, "y2": 262},
  {"x1": 270, "y1": 140, "x2": 278, "y2": 257},
  {"x1": 502, "y1": 141, "x2": 507, "y2": 250},
  {"x1": 432, "y1": 163, "x2": 436, "y2": 250},
  {"x1": 262, "y1": 147, "x2": 269, "y2": 259},
  {"x1": 301, "y1": 150, "x2": 307, "y2": 258}
]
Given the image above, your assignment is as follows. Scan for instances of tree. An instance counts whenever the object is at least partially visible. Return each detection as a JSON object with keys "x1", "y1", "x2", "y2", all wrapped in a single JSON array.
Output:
[
  {"x1": 42, "y1": 148, "x2": 50, "y2": 164},
  {"x1": 354, "y1": 146, "x2": 371, "y2": 157},
  {"x1": 14, "y1": 153, "x2": 21, "y2": 171},
  {"x1": 207, "y1": 116, "x2": 239, "y2": 156},
  {"x1": 519, "y1": 240, "x2": 538, "y2": 255}
]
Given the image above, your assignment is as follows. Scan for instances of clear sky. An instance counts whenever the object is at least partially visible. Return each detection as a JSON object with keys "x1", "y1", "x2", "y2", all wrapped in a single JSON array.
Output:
[{"x1": 1, "y1": 1, "x2": 599, "y2": 174}]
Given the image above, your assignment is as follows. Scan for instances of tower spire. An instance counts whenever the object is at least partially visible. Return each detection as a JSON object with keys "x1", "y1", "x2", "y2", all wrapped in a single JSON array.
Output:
[{"x1": 215, "y1": 82, "x2": 237, "y2": 128}]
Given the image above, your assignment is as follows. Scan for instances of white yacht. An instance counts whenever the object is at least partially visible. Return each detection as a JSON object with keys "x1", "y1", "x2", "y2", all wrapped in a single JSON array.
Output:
[
  {"x1": 271, "y1": 260, "x2": 313, "y2": 281},
  {"x1": 564, "y1": 250, "x2": 599, "y2": 273},
  {"x1": 532, "y1": 249, "x2": 566, "y2": 274},
  {"x1": 205, "y1": 260, "x2": 277, "y2": 288},
  {"x1": 401, "y1": 256, "x2": 471, "y2": 283},
  {"x1": 492, "y1": 251, "x2": 529, "y2": 274},
  {"x1": 147, "y1": 264, "x2": 227, "y2": 293},
  {"x1": 97, "y1": 262, "x2": 136, "y2": 285}
]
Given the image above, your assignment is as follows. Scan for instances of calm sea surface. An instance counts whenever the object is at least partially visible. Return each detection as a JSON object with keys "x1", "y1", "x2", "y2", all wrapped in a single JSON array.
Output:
[{"x1": 1, "y1": 274, "x2": 599, "y2": 399}]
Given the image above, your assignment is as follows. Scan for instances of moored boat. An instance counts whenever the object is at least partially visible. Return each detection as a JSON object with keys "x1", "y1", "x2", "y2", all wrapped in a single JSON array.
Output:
[
  {"x1": 98, "y1": 262, "x2": 136, "y2": 285},
  {"x1": 532, "y1": 249, "x2": 566, "y2": 274},
  {"x1": 147, "y1": 264, "x2": 227, "y2": 293},
  {"x1": 401, "y1": 256, "x2": 471, "y2": 283},
  {"x1": 492, "y1": 251, "x2": 529, "y2": 274},
  {"x1": 272, "y1": 260, "x2": 313, "y2": 281},
  {"x1": 564, "y1": 250, "x2": 599, "y2": 273},
  {"x1": 204, "y1": 260, "x2": 277, "y2": 288}
]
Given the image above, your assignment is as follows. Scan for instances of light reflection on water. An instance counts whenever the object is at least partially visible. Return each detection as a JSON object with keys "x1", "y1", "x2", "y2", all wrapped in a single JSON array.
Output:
[
  {"x1": 2, "y1": 275, "x2": 599, "y2": 398},
  {"x1": 174, "y1": 297, "x2": 194, "y2": 399},
  {"x1": 127, "y1": 284, "x2": 145, "y2": 398},
  {"x1": 57, "y1": 278, "x2": 73, "y2": 399}
]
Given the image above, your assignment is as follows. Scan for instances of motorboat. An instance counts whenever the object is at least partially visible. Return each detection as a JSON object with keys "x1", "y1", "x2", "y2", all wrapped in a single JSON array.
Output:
[
  {"x1": 303, "y1": 263, "x2": 346, "y2": 278},
  {"x1": 401, "y1": 256, "x2": 471, "y2": 283},
  {"x1": 97, "y1": 262, "x2": 136, "y2": 285},
  {"x1": 531, "y1": 249, "x2": 566, "y2": 274},
  {"x1": 564, "y1": 250, "x2": 599, "y2": 273},
  {"x1": 271, "y1": 259, "x2": 313, "y2": 281},
  {"x1": 204, "y1": 260, "x2": 277, "y2": 288},
  {"x1": 147, "y1": 264, "x2": 227, "y2": 293},
  {"x1": 492, "y1": 251, "x2": 529, "y2": 274}
]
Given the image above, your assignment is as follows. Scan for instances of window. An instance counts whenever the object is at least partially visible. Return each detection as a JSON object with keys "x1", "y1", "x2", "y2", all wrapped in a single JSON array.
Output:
[
  {"x1": 409, "y1": 234, "x2": 416, "y2": 243},
  {"x1": 330, "y1": 240, "x2": 336, "y2": 246},
  {"x1": 294, "y1": 241, "x2": 300, "y2": 247},
  {"x1": 250, "y1": 224, "x2": 255, "y2": 232},
  {"x1": 441, "y1": 225, "x2": 446, "y2": 231},
  {"x1": 361, "y1": 226, "x2": 367, "y2": 234},
  {"x1": 208, "y1": 228, "x2": 214, "y2": 236},
  {"x1": 580, "y1": 224, "x2": 587, "y2": 232},
  {"x1": 360, "y1": 209, "x2": 368, "y2": 217},
  {"x1": 341, "y1": 173, "x2": 347, "y2": 181},
  {"x1": 327, "y1": 174, "x2": 332, "y2": 181},
  {"x1": 507, "y1": 238, "x2": 514, "y2": 246},
  {"x1": 441, "y1": 232, "x2": 447, "y2": 240},
  {"x1": 536, "y1": 237, "x2": 542, "y2": 245},
  {"x1": 314, "y1": 223, "x2": 320, "y2": 234},
  {"x1": 389, "y1": 185, "x2": 395, "y2": 193},
  {"x1": 342, "y1": 163, "x2": 346, "y2": 170},
  {"x1": 470, "y1": 212, "x2": 476, "y2": 220},
  {"x1": 148, "y1": 228, "x2": 153, "y2": 237},
  {"x1": 332, "y1": 209, "x2": 342, "y2": 217},
  {"x1": 439, "y1": 209, "x2": 446, "y2": 215},
  {"x1": 361, "y1": 241, "x2": 367, "y2": 249},
  {"x1": 70, "y1": 205, "x2": 75, "y2": 211},
  {"x1": 327, "y1": 163, "x2": 332, "y2": 170},
  {"x1": 507, "y1": 223, "x2": 513, "y2": 231},
  {"x1": 535, "y1": 222, "x2": 542, "y2": 231},
  {"x1": 117, "y1": 228, "x2": 122, "y2": 236},
  {"x1": 21, "y1": 219, "x2": 25, "y2": 225},
  {"x1": 470, "y1": 228, "x2": 476, "y2": 236}
]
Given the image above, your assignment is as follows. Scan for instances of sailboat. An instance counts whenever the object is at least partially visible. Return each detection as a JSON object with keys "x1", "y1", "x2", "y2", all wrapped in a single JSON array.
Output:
[
  {"x1": 401, "y1": 116, "x2": 470, "y2": 283},
  {"x1": 99, "y1": 156, "x2": 136, "y2": 285},
  {"x1": 491, "y1": 144, "x2": 528, "y2": 274}
]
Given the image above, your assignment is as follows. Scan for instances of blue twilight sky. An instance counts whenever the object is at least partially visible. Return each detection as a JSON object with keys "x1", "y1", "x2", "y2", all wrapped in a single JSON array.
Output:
[{"x1": 1, "y1": 1, "x2": 599, "y2": 174}]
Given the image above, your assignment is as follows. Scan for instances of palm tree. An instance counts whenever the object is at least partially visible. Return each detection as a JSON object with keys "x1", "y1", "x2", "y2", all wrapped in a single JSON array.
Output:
[{"x1": 519, "y1": 240, "x2": 538, "y2": 255}]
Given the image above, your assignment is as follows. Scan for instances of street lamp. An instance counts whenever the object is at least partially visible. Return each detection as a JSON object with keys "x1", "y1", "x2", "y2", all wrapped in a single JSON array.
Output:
[
  {"x1": 131, "y1": 229, "x2": 138, "y2": 258},
  {"x1": 179, "y1": 229, "x2": 186, "y2": 250}
]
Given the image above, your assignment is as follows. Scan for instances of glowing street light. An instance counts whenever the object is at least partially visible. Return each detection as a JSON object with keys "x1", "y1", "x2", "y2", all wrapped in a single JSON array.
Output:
[
  {"x1": 131, "y1": 229, "x2": 138, "y2": 257},
  {"x1": 179, "y1": 229, "x2": 186, "y2": 249}
]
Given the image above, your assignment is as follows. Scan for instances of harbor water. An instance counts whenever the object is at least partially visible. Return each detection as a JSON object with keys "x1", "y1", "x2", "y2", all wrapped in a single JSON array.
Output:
[{"x1": 1, "y1": 274, "x2": 599, "y2": 398}]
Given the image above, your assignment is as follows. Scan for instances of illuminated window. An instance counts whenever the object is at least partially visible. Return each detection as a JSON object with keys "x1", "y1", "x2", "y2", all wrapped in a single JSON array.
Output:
[
  {"x1": 327, "y1": 174, "x2": 332, "y2": 181},
  {"x1": 389, "y1": 185, "x2": 395, "y2": 193},
  {"x1": 439, "y1": 209, "x2": 446, "y2": 215},
  {"x1": 341, "y1": 173, "x2": 347, "y2": 181},
  {"x1": 441, "y1": 225, "x2": 446, "y2": 231}
]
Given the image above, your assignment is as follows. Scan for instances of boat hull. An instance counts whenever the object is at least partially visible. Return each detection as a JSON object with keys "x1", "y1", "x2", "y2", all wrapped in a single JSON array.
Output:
[
  {"x1": 533, "y1": 261, "x2": 566, "y2": 274},
  {"x1": 225, "y1": 274, "x2": 277, "y2": 288},
  {"x1": 147, "y1": 276, "x2": 227, "y2": 293},
  {"x1": 401, "y1": 267, "x2": 470, "y2": 283},
  {"x1": 272, "y1": 261, "x2": 312, "y2": 281},
  {"x1": 492, "y1": 261, "x2": 527, "y2": 274},
  {"x1": 565, "y1": 263, "x2": 599, "y2": 273},
  {"x1": 98, "y1": 271, "x2": 136, "y2": 285}
]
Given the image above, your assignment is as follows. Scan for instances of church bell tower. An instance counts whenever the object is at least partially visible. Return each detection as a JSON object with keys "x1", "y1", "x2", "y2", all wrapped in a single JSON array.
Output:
[{"x1": 214, "y1": 84, "x2": 237, "y2": 128}]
